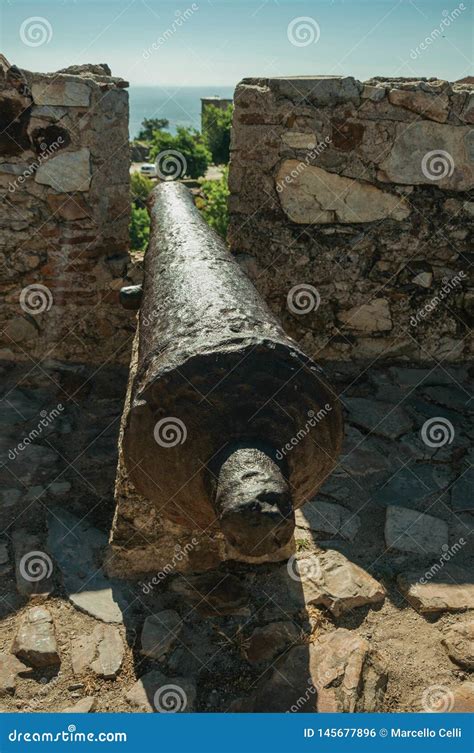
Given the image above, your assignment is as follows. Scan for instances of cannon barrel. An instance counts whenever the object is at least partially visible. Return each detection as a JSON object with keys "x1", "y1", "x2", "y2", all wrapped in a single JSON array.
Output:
[{"x1": 123, "y1": 182, "x2": 343, "y2": 557}]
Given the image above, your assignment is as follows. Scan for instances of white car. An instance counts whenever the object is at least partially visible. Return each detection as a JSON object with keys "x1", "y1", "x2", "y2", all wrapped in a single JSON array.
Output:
[{"x1": 140, "y1": 163, "x2": 157, "y2": 177}]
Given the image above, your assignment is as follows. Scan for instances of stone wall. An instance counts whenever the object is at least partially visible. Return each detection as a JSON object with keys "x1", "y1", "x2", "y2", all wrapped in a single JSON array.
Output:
[
  {"x1": 0, "y1": 58, "x2": 135, "y2": 364},
  {"x1": 228, "y1": 76, "x2": 473, "y2": 363}
]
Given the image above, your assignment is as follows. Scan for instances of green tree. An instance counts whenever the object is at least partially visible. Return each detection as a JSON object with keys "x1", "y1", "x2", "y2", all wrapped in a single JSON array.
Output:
[
  {"x1": 129, "y1": 205, "x2": 150, "y2": 252},
  {"x1": 137, "y1": 117, "x2": 169, "y2": 141},
  {"x1": 202, "y1": 104, "x2": 233, "y2": 165},
  {"x1": 196, "y1": 168, "x2": 229, "y2": 239},
  {"x1": 149, "y1": 126, "x2": 211, "y2": 180}
]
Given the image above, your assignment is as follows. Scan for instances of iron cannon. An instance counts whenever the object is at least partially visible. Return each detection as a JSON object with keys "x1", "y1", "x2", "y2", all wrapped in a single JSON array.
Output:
[{"x1": 122, "y1": 182, "x2": 343, "y2": 558}]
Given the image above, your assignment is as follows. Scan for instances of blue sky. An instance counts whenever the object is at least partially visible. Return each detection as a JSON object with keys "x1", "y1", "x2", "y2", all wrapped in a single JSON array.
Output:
[{"x1": 1, "y1": 0, "x2": 472, "y2": 86}]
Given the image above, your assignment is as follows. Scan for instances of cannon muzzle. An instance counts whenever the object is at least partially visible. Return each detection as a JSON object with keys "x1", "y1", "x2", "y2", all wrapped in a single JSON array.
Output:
[{"x1": 122, "y1": 182, "x2": 343, "y2": 558}]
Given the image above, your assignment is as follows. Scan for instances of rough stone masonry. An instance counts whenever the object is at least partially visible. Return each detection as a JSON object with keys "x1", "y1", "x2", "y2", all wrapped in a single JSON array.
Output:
[
  {"x1": 0, "y1": 57, "x2": 134, "y2": 364},
  {"x1": 228, "y1": 76, "x2": 473, "y2": 364}
]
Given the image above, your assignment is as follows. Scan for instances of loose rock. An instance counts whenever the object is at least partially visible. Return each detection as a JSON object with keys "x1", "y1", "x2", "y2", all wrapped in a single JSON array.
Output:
[
  {"x1": 12, "y1": 607, "x2": 60, "y2": 668},
  {"x1": 398, "y1": 567, "x2": 474, "y2": 613},
  {"x1": 244, "y1": 621, "x2": 301, "y2": 664},
  {"x1": 140, "y1": 610, "x2": 182, "y2": 660},
  {"x1": 441, "y1": 621, "x2": 474, "y2": 669},
  {"x1": 61, "y1": 696, "x2": 97, "y2": 713},
  {"x1": 0, "y1": 654, "x2": 31, "y2": 697},
  {"x1": 296, "y1": 549, "x2": 386, "y2": 616}
]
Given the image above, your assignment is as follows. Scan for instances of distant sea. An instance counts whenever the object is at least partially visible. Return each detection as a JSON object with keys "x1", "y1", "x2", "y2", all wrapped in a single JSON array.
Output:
[{"x1": 129, "y1": 85, "x2": 235, "y2": 139}]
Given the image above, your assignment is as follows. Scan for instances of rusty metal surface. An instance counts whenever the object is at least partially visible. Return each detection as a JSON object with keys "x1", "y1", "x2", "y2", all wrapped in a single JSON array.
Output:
[{"x1": 123, "y1": 182, "x2": 343, "y2": 543}]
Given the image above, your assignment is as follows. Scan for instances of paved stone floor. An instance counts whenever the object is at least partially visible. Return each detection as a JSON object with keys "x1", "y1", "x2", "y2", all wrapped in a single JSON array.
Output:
[{"x1": 0, "y1": 359, "x2": 472, "y2": 712}]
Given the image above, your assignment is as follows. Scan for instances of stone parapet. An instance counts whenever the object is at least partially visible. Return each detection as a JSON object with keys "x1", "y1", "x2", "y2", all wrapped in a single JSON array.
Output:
[{"x1": 228, "y1": 76, "x2": 473, "y2": 363}]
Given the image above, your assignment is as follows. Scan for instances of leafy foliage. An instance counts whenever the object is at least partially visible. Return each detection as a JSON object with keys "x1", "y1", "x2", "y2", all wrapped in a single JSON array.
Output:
[
  {"x1": 137, "y1": 117, "x2": 169, "y2": 141},
  {"x1": 130, "y1": 172, "x2": 154, "y2": 209},
  {"x1": 196, "y1": 168, "x2": 229, "y2": 239},
  {"x1": 202, "y1": 103, "x2": 233, "y2": 165},
  {"x1": 129, "y1": 206, "x2": 150, "y2": 252},
  {"x1": 149, "y1": 126, "x2": 211, "y2": 179}
]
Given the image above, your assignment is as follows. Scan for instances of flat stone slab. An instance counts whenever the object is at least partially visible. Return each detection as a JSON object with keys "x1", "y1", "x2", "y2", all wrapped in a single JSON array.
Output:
[
  {"x1": 398, "y1": 566, "x2": 474, "y2": 613},
  {"x1": 0, "y1": 653, "x2": 32, "y2": 697},
  {"x1": 295, "y1": 500, "x2": 360, "y2": 541},
  {"x1": 384, "y1": 506, "x2": 448, "y2": 554},
  {"x1": 141, "y1": 610, "x2": 182, "y2": 660},
  {"x1": 345, "y1": 397, "x2": 412, "y2": 440},
  {"x1": 441, "y1": 621, "x2": 474, "y2": 669},
  {"x1": 295, "y1": 549, "x2": 386, "y2": 616},
  {"x1": 251, "y1": 628, "x2": 387, "y2": 712},
  {"x1": 449, "y1": 683, "x2": 474, "y2": 712},
  {"x1": 374, "y1": 464, "x2": 452, "y2": 507},
  {"x1": 48, "y1": 510, "x2": 129, "y2": 624},
  {"x1": 125, "y1": 670, "x2": 196, "y2": 713},
  {"x1": 12, "y1": 607, "x2": 59, "y2": 668},
  {"x1": 72, "y1": 625, "x2": 124, "y2": 679}
]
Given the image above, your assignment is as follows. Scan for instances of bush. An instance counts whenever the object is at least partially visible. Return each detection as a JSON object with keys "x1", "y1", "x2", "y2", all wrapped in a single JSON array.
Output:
[
  {"x1": 129, "y1": 205, "x2": 150, "y2": 253},
  {"x1": 149, "y1": 126, "x2": 211, "y2": 180},
  {"x1": 196, "y1": 168, "x2": 229, "y2": 239},
  {"x1": 137, "y1": 117, "x2": 169, "y2": 141},
  {"x1": 202, "y1": 103, "x2": 233, "y2": 165},
  {"x1": 130, "y1": 172, "x2": 153, "y2": 208}
]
